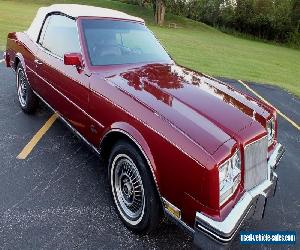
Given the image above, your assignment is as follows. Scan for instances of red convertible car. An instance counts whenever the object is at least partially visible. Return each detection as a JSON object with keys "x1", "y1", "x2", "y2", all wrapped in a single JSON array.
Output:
[{"x1": 4, "y1": 4, "x2": 284, "y2": 249}]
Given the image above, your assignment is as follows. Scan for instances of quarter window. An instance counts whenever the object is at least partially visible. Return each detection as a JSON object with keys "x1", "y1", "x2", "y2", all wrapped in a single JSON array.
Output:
[{"x1": 39, "y1": 15, "x2": 81, "y2": 57}]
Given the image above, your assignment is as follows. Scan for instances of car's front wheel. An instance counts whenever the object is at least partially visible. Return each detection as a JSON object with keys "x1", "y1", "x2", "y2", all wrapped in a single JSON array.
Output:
[
  {"x1": 16, "y1": 63, "x2": 38, "y2": 113},
  {"x1": 109, "y1": 140, "x2": 162, "y2": 233}
]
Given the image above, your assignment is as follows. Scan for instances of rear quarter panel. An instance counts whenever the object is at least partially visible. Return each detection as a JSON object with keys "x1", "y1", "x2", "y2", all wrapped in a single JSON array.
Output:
[{"x1": 6, "y1": 32, "x2": 38, "y2": 86}]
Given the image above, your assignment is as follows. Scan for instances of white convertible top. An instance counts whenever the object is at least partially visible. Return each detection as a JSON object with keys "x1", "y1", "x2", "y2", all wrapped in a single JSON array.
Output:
[{"x1": 26, "y1": 4, "x2": 144, "y2": 42}]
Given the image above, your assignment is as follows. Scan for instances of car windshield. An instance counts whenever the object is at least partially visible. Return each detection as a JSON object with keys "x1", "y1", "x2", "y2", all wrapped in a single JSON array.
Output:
[{"x1": 81, "y1": 19, "x2": 172, "y2": 66}]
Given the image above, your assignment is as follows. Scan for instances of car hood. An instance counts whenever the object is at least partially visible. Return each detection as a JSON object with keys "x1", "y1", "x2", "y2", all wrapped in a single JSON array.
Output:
[{"x1": 105, "y1": 63, "x2": 268, "y2": 154}]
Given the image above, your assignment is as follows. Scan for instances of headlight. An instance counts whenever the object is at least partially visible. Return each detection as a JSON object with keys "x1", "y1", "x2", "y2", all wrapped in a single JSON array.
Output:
[
  {"x1": 267, "y1": 117, "x2": 275, "y2": 147},
  {"x1": 219, "y1": 150, "x2": 241, "y2": 205}
]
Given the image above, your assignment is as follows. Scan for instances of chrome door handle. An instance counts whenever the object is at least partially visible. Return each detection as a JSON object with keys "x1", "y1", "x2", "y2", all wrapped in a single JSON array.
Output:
[{"x1": 34, "y1": 59, "x2": 43, "y2": 65}]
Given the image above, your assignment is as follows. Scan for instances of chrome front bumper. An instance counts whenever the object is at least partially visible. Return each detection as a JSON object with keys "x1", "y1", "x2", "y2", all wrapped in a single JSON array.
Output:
[{"x1": 194, "y1": 143, "x2": 285, "y2": 249}]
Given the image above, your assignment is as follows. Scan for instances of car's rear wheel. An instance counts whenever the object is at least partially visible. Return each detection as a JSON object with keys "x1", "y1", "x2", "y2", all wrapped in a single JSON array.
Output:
[
  {"x1": 16, "y1": 63, "x2": 38, "y2": 113},
  {"x1": 109, "y1": 140, "x2": 162, "y2": 233}
]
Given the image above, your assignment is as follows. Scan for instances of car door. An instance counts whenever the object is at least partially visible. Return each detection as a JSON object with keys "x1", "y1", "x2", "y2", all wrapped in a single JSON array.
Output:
[{"x1": 34, "y1": 14, "x2": 90, "y2": 137}]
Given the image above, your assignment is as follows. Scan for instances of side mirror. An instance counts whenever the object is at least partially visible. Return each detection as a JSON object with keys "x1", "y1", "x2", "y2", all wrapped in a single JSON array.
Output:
[{"x1": 64, "y1": 53, "x2": 83, "y2": 69}]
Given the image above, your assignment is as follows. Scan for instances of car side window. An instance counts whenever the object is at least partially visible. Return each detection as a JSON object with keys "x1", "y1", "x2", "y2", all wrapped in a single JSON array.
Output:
[{"x1": 39, "y1": 15, "x2": 81, "y2": 58}]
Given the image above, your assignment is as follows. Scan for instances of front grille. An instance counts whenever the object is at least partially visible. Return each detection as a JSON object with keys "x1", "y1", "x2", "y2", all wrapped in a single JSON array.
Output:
[{"x1": 244, "y1": 136, "x2": 268, "y2": 190}]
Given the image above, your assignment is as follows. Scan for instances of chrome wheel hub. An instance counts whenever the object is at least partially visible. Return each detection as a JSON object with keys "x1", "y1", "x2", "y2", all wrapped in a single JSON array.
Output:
[
  {"x1": 17, "y1": 69, "x2": 27, "y2": 107},
  {"x1": 111, "y1": 154, "x2": 145, "y2": 225},
  {"x1": 121, "y1": 176, "x2": 134, "y2": 203}
]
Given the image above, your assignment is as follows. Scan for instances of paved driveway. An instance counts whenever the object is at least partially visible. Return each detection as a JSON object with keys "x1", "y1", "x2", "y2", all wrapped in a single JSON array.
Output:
[{"x1": 0, "y1": 62, "x2": 299, "y2": 249}]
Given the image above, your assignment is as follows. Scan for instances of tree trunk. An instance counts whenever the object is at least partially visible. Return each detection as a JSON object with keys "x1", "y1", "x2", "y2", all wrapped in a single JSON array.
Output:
[{"x1": 155, "y1": 0, "x2": 166, "y2": 26}]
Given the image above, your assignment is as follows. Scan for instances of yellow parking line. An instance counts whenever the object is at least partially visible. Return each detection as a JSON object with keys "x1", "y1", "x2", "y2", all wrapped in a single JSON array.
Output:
[
  {"x1": 17, "y1": 113, "x2": 58, "y2": 159},
  {"x1": 238, "y1": 80, "x2": 300, "y2": 131}
]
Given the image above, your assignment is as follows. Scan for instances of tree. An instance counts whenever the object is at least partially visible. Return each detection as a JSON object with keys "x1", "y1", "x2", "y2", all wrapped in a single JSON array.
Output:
[
  {"x1": 292, "y1": 0, "x2": 300, "y2": 31},
  {"x1": 219, "y1": 0, "x2": 236, "y2": 26},
  {"x1": 272, "y1": 0, "x2": 293, "y2": 41},
  {"x1": 153, "y1": 0, "x2": 166, "y2": 25},
  {"x1": 235, "y1": 0, "x2": 255, "y2": 33},
  {"x1": 252, "y1": 0, "x2": 274, "y2": 39},
  {"x1": 202, "y1": 0, "x2": 223, "y2": 26},
  {"x1": 147, "y1": 0, "x2": 298, "y2": 45}
]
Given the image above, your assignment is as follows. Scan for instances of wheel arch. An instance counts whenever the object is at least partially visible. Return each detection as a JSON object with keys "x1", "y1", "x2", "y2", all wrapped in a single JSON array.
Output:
[
  {"x1": 100, "y1": 122, "x2": 162, "y2": 198},
  {"x1": 14, "y1": 52, "x2": 25, "y2": 70}
]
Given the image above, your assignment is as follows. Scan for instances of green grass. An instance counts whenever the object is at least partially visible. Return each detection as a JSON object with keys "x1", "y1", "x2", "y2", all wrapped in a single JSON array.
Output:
[{"x1": 0, "y1": 0, "x2": 299, "y2": 97}]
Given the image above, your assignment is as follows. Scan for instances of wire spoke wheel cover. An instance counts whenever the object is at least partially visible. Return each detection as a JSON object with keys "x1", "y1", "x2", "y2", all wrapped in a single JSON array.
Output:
[
  {"x1": 17, "y1": 68, "x2": 27, "y2": 107},
  {"x1": 111, "y1": 154, "x2": 145, "y2": 225}
]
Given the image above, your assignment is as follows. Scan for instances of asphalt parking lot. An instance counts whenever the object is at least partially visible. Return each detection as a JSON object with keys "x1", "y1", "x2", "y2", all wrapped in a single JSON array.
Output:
[{"x1": 0, "y1": 60, "x2": 299, "y2": 249}]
